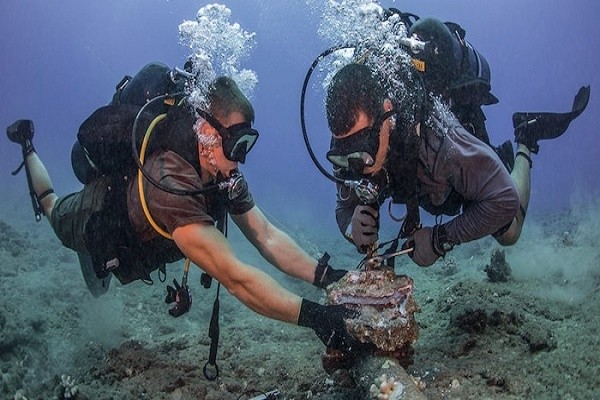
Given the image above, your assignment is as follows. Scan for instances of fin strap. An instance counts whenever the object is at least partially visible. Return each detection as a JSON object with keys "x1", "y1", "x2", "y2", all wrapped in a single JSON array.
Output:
[
  {"x1": 516, "y1": 151, "x2": 532, "y2": 169},
  {"x1": 38, "y1": 188, "x2": 55, "y2": 202}
]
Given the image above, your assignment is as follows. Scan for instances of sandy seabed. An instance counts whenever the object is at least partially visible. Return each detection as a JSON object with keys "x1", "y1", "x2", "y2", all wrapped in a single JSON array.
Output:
[{"x1": 0, "y1": 196, "x2": 598, "y2": 400}]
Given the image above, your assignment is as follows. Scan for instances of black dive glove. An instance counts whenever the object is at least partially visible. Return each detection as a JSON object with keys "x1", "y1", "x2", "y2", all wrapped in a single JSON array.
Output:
[
  {"x1": 404, "y1": 224, "x2": 454, "y2": 267},
  {"x1": 298, "y1": 299, "x2": 357, "y2": 351},
  {"x1": 165, "y1": 278, "x2": 192, "y2": 317},
  {"x1": 313, "y1": 252, "x2": 348, "y2": 289},
  {"x1": 349, "y1": 205, "x2": 379, "y2": 253}
]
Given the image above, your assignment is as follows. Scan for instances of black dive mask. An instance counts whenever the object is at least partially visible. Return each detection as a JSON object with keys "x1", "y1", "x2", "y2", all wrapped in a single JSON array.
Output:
[
  {"x1": 197, "y1": 109, "x2": 259, "y2": 163},
  {"x1": 326, "y1": 110, "x2": 395, "y2": 175}
]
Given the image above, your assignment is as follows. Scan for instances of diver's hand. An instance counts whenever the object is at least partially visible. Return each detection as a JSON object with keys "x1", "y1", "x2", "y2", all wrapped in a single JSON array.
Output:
[
  {"x1": 298, "y1": 299, "x2": 357, "y2": 351},
  {"x1": 316, "y1": 266, "x2": 347, "y2": 288},
  {"x1": 404, "y1": 225, "x2": 451, "y2": 267},
  {"x1": 313, "y1": 252, "x2": 348, "y2": 289},
  {"x1": 350, "y1": 205, "x2": 379, "y2": 253}
]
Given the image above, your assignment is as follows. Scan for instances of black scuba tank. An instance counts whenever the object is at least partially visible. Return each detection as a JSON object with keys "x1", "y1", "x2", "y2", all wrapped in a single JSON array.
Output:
[{"x1": 72, "y1": 62, "x2": 182, "y2": 184}]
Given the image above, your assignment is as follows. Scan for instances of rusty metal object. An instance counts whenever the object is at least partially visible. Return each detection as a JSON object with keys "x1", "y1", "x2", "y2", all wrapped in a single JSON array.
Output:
[{"x1": 324, "y1": 268, "x2": 419, "y2": 373}]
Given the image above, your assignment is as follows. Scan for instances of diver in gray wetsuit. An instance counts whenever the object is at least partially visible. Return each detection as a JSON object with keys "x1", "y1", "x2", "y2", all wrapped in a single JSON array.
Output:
[{"x1": 324, "y1": 62, "x2": 589, "y2": 266}]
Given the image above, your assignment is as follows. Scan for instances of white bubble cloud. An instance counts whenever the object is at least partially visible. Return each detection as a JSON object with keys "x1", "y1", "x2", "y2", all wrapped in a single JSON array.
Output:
[{"x1": 179, "y1": 3, "x2": 258, "y2": 109}]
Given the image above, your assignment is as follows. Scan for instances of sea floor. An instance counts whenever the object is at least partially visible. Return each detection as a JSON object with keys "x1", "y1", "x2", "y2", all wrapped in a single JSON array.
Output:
[{"x1": 1, "y1": 199, "x2": 599, "y2": 400}]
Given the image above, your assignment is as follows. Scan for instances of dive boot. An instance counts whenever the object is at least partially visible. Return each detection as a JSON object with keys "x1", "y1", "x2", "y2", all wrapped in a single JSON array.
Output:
[
  {"x1": 77, "y1": 252, "x2": 112, "y2": 297},
  {"x1": 513, "y1": 86, "x2": 590, "y2": 153}
]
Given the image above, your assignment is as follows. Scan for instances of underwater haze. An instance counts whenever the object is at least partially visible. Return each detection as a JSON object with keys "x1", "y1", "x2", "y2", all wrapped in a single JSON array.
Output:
[
  {"x1": 1, "y1": 1, "x2": 600, "y2": 399},
  {"x1": 1, "y1": 0, "x2": 599, "y2": 225}
]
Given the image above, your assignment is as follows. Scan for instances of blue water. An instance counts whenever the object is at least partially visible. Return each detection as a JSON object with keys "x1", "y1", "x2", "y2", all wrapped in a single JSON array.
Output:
[
  {"x1": 0, "y1": 0, "x2": 600, "y2": 398},
  {"x1": 1, "y1": 0, "x2": 598, "y2": 228}
]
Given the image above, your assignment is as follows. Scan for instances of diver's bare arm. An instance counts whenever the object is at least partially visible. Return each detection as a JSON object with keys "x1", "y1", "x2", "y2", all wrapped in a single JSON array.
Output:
[
  {"x1": 172, "y1": 222, "x2": 302, "y2": 323},
  {"x1": 231, "y1": 206, "x2": 317, "y2": 284}
]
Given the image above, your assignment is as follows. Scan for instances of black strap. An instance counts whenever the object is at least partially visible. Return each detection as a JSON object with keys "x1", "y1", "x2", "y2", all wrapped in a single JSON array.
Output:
[
  {"x1": 400, "y1": 133, "x2": 422, "y2": 239},
  {"x1": 385, "y1": 8, "x2": 420, "y2": 29},
  {"x1": 203, "y1": 212, "x2": 228, "y2": 380},
  {"x1": 12, "y1": 149, "x2": 45, "y2": 222},
  {"x1": 369, "y1": 125, "x2": 420, "y2": 266},
  {"x1": 313, "y1": 252, "x2": 330, "y2": 286},
  {"x1": 520, "y1": 205, "x2": 527, "y2": 220},
  {"x1": 203, "y1": 282, "x2": 221, "y2": 381},
  {"x1": 516, "y1": 151, "x2": 532, "y2": 169},
  {"x1": 402, "y1": 193, "x2": 420, "y2": 238},
  {"x1": 110, "y1": 75, "x2": 132, "y2": 105},
  {"x1": 37, "y1": 189, "x2": 54, "y2": 201},
  {"x1": 383, "y1": 233, "x2": 401, "y2": 269}
]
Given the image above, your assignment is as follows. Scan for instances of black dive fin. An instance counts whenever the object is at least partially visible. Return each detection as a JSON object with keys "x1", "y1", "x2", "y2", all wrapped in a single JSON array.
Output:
[
  {"x1": 512, "y1": 86, "x2": 590, "y2": 153},
  {"x1": 77, "y1": 252, "x2": 111, "y2": 297}
]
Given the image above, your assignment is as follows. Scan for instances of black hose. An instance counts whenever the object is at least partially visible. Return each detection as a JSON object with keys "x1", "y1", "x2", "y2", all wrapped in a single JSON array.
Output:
[
  {"x1": 130, "y1": 94, "x2": 224, "y2": 196},
  {"x1": 299, "y1": 45, "x2": 356, "y2": 185}
]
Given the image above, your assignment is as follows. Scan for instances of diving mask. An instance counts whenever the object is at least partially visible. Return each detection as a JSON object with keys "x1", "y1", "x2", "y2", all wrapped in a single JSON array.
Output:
[
  {"x1": 197, "y1": 109, "x2": 259, "y2": 163},
  {"x1": 326, "y1": 110, "x2": 395, "y2": 175}
]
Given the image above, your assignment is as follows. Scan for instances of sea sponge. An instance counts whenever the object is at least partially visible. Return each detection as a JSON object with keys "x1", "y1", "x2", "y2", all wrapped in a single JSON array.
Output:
[{"x1": 369, "y1": 373, "x2": 405, "y2": 400}]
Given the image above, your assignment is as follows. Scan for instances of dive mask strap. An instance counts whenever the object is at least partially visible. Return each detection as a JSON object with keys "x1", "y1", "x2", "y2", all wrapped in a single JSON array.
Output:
[{"x1": 196, "y1": 109, "x2": 259, "y2": 163}]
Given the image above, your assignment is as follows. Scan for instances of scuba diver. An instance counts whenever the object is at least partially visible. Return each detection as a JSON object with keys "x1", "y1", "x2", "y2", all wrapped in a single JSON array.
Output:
[
  {"x1": 322, "y1": 62, "x2": 589, "y2": 266},
  {"x1": 6, "y1": 62, "x2": 355, "y2": 371},
  {"x1": 388, "y1": 11, "x2": 515, "y2": 171},
  {"x1": 300, "y1": 7, "x2": 590, "y2": 267}
]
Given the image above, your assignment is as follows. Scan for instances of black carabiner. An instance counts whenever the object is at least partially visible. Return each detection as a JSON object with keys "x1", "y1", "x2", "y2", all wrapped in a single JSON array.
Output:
[{"x1": 203, "y1": 360, "x2": 219, "y2": 381}]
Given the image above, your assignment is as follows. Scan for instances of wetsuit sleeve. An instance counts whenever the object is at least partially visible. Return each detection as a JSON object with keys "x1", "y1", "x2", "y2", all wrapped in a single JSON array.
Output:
[{"x1": 432, "y1": 126, "x2": 520, "y2": 244}]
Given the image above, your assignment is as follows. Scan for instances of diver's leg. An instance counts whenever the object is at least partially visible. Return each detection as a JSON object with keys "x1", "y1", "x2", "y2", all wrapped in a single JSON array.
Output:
[
  {"x1": 7, "y1": 119, "x2": 58, "y2": 218},
  {"x1": 25, "y1": 151, "x2": 59, "y2": 218},
  {"x1": 496, "y1": 86, "x2": 590, "y2": 246},
  {"x1": 496, "y1": 144, "x2": 531, "y2": 245},
  {"x1": 511, "y1": 145, "x2": 532, "y2": 217}
]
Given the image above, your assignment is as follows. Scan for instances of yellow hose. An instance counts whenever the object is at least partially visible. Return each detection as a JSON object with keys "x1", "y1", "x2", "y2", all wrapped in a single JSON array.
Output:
[
  {"x1": 137, "y1": 109, "x2": 192, "y2": 278},
  {"x1": 137, "y1": 113, "x2": 171, "y2": 239}
]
